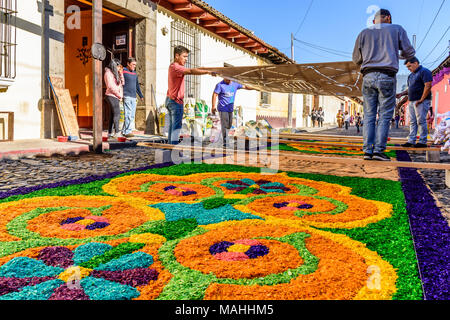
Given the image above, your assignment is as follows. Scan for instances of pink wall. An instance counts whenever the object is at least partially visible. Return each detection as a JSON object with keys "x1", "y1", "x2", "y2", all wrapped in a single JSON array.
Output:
[
  {"x1": 432, "y1": 73, "x2": 450, "y2": 124},
  {"x1": 256, "y1": 115, "x2": 296, "y2": 129}
]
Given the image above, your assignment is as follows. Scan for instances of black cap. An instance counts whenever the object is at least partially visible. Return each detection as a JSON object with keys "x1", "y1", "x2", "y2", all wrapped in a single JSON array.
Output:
[{"x1": 375, "y1": 9, "x2": 391, "y2": 17}]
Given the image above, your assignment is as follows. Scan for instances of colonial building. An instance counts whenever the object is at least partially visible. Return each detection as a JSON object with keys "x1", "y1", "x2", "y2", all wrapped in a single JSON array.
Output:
[{"x1": 0, "y1": 0, "x2": 353, "y2": 142}]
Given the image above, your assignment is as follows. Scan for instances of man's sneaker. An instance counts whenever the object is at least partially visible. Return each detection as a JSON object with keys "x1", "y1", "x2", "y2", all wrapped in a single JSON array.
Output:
[
  {"x1": 401, "y1": 142, "x2": 415, "y2": 148},
  {"x1": 363, "y1": 153, "x2": 373, "y2": 160},
  {"x1": 372, "y1": 153, "x2": 391, "y2": 161},
  {"x1": 414, "y1": 143, "x2": 428, "y2": 148}
]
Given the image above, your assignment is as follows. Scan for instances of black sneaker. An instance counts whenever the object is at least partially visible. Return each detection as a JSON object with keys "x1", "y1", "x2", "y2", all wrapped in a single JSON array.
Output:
[
  {"x1": 401, "y1": 142, "x2": 415, "y2": 148},
  {"x1": 414, "y1": 143, "x2": 428, "y2": 148},
  {"x1": 372, "y1": 153, "x2": 391, "y2": 161},
  {"x1": 363, "y1": 153, "x2": 373, "y2": 160}
]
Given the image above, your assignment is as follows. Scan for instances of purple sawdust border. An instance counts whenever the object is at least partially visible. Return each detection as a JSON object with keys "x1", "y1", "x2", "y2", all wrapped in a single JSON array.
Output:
[
  {"x1": 0, "y1": 162, "x2": 175, "y2": 200},
  {"x1": 396, "y1": 150, "x2": 450, "y2": 300}
]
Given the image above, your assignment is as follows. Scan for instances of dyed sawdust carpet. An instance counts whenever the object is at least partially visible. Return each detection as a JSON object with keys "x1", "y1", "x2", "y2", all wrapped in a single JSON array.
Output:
[
  {"x1": 0, "y1": 160, "x2": 447, "y2": 300},
  {"x1": 270, "y1": 142, "x2": 397, "y2": 158}
]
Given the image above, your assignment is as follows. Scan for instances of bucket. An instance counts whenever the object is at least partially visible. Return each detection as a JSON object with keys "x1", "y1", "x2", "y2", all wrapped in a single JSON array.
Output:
[{"x1": 57, "y1": 136, "x2": 68, "y2": 143}]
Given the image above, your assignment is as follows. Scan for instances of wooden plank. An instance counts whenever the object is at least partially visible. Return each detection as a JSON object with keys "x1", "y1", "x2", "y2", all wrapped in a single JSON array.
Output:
[
  {"x1": 48, "y1": 81, "x2": 67, "y2": 137},
  {"x1": 53, "y1": 88, "x2": 80, "y2": 138},
  {"x1": 446, "y1": 170, "x2": 450, "y2": 188},
  {"x1": 138, "y1": 142, "x2": 450, "y2": 171},
  {"x1": 8, "y1": 112, "x2": 13, "y2": 141}
]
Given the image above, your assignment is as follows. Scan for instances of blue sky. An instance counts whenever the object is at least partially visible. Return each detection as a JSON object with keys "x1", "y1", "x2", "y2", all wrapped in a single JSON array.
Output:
[{"x1": 204, "y1": 0, "x2": 450, "y2": 76}]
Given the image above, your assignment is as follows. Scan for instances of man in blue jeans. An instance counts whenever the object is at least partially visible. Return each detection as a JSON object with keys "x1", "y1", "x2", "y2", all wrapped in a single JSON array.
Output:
[
  {"x1": 122, "y1": 57, "x2": 144, "y2": 138},
  {"x1": 397, "y1": 57, "x2": 433, "y2": 148},
  {"x1": 353, "y1": 9, "x2": 415, "y2": 161},
  {"x1": 166, "y1": 46, "x2": 213, "y2": 145}
]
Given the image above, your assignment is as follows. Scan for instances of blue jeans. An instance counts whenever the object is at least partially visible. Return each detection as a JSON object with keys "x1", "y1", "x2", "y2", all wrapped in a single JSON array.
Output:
[
  {"x1": 122, "y1": 97, "x2": 137, "y2": 135},
  {"x1": 362, "y1": 72, "x2": 396, "y2": 154},
  {"x1": 165, "y1": 97, "x2": 184, "y2": 145},
  {"x1": 407, "y1": 99, "x2": 430, "y2": 145}
]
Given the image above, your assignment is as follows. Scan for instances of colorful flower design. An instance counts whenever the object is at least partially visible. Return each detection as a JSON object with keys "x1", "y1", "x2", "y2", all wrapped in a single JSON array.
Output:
[
  {"x1": 163, "y1": 186, "x2": 197, "y2": 197},
  {"x1": 0, "y1": 164, "x2": 425, "y2": 300},
  {"x1": 0, "y1": 242, "x2": 159, "y2": 300},
  {"x1": 158, "y1": 221, "x2": 397, "y2": 300},
  {"x1": 60, "y1": 216, "x2": 110, "y2": 231},
  {"x1": 209, "y1": 239, "x2": 269, "y2": 261},
  {"x1": 0, "y1": 196, "x2": 163, "y2": 241},
  {"x1": 274, "y1": 200, "x2": 314, "y2": 210},
  {"x1": 102, "y1": 174, "x2": 217, "y2": 204},
  {"x1": 220, "y1": 178, "x2": 291, "y2": 195},
  {"x1": 240, "y1": 191, "x2": 392, "y2": 229}
]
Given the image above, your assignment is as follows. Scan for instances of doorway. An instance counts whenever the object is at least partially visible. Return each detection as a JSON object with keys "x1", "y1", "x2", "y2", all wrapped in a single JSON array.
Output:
[{"x1": 64, "y1": 0, "x2": 135, "y2": 130}]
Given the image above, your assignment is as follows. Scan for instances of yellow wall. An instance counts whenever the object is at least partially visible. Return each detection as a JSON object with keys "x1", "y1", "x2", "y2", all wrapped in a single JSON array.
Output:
[{"x1": 64, "y1": 11, "x2": 93, "y2": 126}]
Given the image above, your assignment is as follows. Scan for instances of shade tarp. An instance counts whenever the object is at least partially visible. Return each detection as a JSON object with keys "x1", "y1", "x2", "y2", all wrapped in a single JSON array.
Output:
[{"x1": 204, "y1": 61, "x2": 363, "y2": 97}]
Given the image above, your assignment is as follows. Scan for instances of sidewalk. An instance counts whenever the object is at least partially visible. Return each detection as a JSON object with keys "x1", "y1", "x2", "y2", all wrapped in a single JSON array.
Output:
[{"x1": 0, "y1": 132, "x2": 166, "y2": 160}]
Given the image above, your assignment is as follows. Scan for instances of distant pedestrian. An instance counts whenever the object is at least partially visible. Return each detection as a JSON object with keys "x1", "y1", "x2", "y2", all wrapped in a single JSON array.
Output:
[
  {"x1": 395, "y1": 114, "x2": 400, "y2": 129},
  {"x1": 355, "y1": 113, "x2": 362, "y2": 133},
  {"x1": 426, "y1": 107, "x2": 434, "y2": 133},
  {"x1": 336, "y1": 110, "x2": 344, "y2": 128},
  {"x1": 344, "y1": 111, "x2": 351, "y2": 130},
  {"x1": 104, "y1": 58, "x2": 124, "y2": 139},
  {"x1": 353, "y1": 8, "x2": 415, "y2": 161},
  {"x1": 310, "y1": 109, "x2": 317, "y2": 128},
  {"x1": 317, "y1": 107, "x2": 325, "y2": 127}
]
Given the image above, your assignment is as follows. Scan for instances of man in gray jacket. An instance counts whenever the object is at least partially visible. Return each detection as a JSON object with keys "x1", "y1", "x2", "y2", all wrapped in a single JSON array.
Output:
[{"x1": 353, "y1": 9, "x2": 415, "y2": 161}]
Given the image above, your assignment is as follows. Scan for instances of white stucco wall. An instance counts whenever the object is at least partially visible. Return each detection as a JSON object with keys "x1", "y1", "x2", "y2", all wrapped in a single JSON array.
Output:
[
  {"x1": 155, "y1": 8, "x2": 262, "y2": 124},
  {"x1": 321, "y1": 96, "x2": 345, "y2": 125},
  {"x1": 0, "y1": 2, "x2": 42, "y2": 140}
]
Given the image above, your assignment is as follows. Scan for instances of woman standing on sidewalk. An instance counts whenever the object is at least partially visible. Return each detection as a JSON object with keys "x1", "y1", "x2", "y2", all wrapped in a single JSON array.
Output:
[
  {"x1": 344, "y1": 111, "x2": 351, "y2": 130},
  {"x1": 104, "y1": 58, "x2": 125, "y2": 138},
  {"x1": 317, "y1": 107, "x2": 325, "y2": 127}
]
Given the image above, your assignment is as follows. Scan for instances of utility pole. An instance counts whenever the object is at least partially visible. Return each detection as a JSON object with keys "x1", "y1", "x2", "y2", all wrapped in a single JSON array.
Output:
[
  {"x1": 287, "y1": 33, "x2": 294, "y2": 128},
  {"x1": 413, "y1": 34, "x2": 417, "y2": 49}
]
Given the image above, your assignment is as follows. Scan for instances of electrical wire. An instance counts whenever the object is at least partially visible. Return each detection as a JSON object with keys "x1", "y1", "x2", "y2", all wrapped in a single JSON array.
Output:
[
  {"x1": 294, "y1": 38, "x2": 351, "y2": 58},
  {"x1": 422, "y1": 25, "x2": 450, "y2": 63},
  {"x1": 294, "y1": 0, "x2": 314, "y2": 36},
  {"x1": 416, "y1": 0, "x2": 446, "y2": 51},
  {"x1": 294, "y1": 44, "x2": 335, "y2": 60},
  {"x1": 294, "y1": 38, "x2": 352, "y2": 55},
  {"x1": 424, "y1": 48, "x2": 449, "y2": 68}
]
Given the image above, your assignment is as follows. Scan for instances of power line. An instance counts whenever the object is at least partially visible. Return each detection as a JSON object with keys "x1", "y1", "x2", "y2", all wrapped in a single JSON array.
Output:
[
  {"x1": 424, "y1": 47, "x2": 449, "y2": 67},
  {"x1": 294, "y1": 0, "x2": 314, "y2": 37},
  {"x1": 294, "y1": 38, "x2": 352, "y2": 58},
  {"x1": 294, "y1": 44, "x2": 336, "y2": 60},
  {"x1": 422, "y1": 25, "x2": 450, "y2": 63},
  {"x1": 416, "y1": 0, "x2": 446, "y2": 51},
  {"x1": 425, "y1": 48, "x2": 448, "y2": 67}
]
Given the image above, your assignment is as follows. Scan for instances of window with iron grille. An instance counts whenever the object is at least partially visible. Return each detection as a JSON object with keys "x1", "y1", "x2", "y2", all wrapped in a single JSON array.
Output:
[
  {"x1": 260, "y1": 91, "x2": 271, "y2": 105},
  {"x1": 171, "y1": 20, "x2": 200, "y2": 100},
  {"x1": 0, "y1": 0, "x2": 17, "y2": 81}
]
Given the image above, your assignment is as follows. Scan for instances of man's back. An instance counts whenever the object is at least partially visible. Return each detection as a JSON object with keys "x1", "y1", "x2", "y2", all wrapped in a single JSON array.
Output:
[{"x1": 353, "y1": 23, "x2": 415, "y2": 75}]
